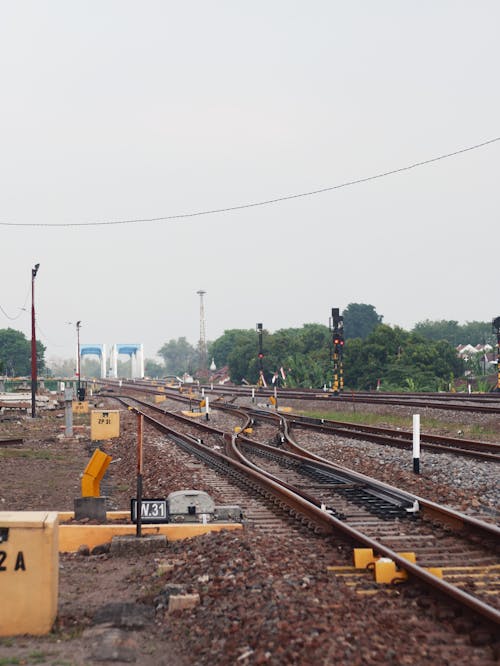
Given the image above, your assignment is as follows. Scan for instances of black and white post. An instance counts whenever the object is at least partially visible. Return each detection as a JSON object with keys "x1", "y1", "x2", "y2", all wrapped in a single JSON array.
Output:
[{"x1": 413, "y1": 414, "x2": 420, "y2": 474}]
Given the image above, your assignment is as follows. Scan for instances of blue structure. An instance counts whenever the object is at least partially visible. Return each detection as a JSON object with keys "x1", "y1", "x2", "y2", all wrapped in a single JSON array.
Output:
[{"x1": 79, "y1": 344, "x2": 107, "y2": 379}]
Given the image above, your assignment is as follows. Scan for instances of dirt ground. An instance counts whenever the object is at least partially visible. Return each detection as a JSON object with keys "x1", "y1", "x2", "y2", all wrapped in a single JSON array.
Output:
[{"x1": 0, "y1": 408, "x2": 193, "y2": 665}]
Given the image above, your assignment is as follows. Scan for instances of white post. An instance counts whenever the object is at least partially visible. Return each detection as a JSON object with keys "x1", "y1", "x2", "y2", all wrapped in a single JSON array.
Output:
[
  {"x1": 101, "y1": 344, "x2": 107, "y2": 379},
  {"x1": 413, "y1": 414, "x2": 420, "y2": 474},
  {"x1": 202, "y1": 388, "x2": 205, "y2": 397},
  {"x1": 210, "y1": 383, "x2": 213, "y2": 391},
  {"x1": 205, "y1": 395, "x2": 210, "y2": 421},
  {"x1": 274, "y1": 385, "x2": 278, "y2": 411},
  {"x1": 251, "y1": 388, "x2": 255, "y2": 404}
]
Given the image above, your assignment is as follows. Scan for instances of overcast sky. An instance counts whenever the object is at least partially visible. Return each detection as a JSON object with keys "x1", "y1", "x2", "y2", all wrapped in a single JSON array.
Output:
[{"x1": 1, "y1": 2, "x2": 498, "y2": 364}]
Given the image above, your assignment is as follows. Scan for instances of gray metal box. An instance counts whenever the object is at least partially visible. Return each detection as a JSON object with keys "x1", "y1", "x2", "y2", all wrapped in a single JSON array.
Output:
[
  {"x1": 213, "y1": 505, "x2": 243, "y2": 522},
  {"x1": 167, "y1": 490, "x2": 215, "y2": 523}
]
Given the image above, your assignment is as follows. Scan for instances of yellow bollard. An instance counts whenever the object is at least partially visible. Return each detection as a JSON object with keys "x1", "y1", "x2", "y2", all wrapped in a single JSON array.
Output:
[{"x1": 81, "y1": 449, "x2": 112, "y2": 497}]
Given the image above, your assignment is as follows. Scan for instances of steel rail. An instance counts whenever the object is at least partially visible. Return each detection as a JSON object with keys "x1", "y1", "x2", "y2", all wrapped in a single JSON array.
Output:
[
  {"x1": 109, "y1": 392, "x2": 500, "y2": 627},
  {"x1": 229, "y1": 430, "x2": 500, "y2": 627},
  {"x1": 286, "y1": 415, "x2": 500, "y2": 462}
]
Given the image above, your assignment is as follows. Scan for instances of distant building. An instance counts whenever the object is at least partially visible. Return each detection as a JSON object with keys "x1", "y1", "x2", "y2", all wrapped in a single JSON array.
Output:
[{"x1": 456, "y1": 343, "x2": 492, "y2": 359}]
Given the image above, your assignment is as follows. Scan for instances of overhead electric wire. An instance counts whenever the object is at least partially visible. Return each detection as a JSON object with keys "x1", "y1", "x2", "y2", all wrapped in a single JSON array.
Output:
[
  {"x1": 0, "y1": 287, "x2": 30, "y2": 320},
  {"x1": 0, "y1": 135, "x2": 498, "y2": 228}
]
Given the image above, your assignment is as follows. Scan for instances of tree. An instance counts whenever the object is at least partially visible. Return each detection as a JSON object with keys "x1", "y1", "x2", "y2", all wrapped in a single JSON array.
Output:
[
  {"x1": 157, "y1": 337, "x2": 196, "y2": 375},
  {"x1": 209, "y1": 329, "x2": 257, "y2": 369},
  {"x1": 144, "y1": 359, "x2": 165, "y2": 378},
  {"x1": 0, "y1": 328, "x2": 45, "y2": 376},
  {"x1": 342, "y1": 303, "x2": 383, "y2": 339},
  {"x1": 412, "y1": 319, "x2": 494, "y2": 346},
  {"x1": 47, "y1": 358, "x2": 75, "y2": 377},
  {"x1": 343, "y1": 324, "x2": 463, "y2": 391},
  {"x1": 412, "y1": 320, "x2": 461, "y2": 345},
  {"x1": 210, "y1": 325, "x2": 332, "y2": 387}
]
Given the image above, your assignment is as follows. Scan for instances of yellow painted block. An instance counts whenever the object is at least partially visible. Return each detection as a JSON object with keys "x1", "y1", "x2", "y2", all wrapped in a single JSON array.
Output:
[
  {"x1": 375, "y1": 558, "x2": 407, "y2": 584},
  {"x1": 91, "y1": 410, "x2": 120, "y2": 440},
  {"x1": 200, "y1": 399, "x2": 206, "y2": 408},
  {"x1": 58, "y1": 511, "x2": 130, "y2": 523},
  {"x1": 58, "y1": 522, "x2": 243, "y2": 552},
  {"x1": 397, "y1": 552, "x2": 417, "y2": 564},
  {"x1": 234, "y1": 426, "x2": 242, "y2": 433},
  {"x1": 0, "y1": 511, "x2": 59, "y2": 636},
  {"x1": 72, "y1": 401, "x2": 89, "y2": 414},
  {"x1": 243, "y1": 427, "x2": 253, "y2": 434},
  {"x1": 374, "y1": 553, "x2": 416, "y2": 584},
  {"x1": 81, "y1": 449, "x2": 112, "y2": 497},
  {"x1": 154, "y1": 394, "x2": 166, "y2": 403},
  {"x1": 181, "y1": 411, "x2": 203, "y2": 418},
  {"x1": 269, "y1": 396, "x2": 277, "y2": 405},
  {"x1": 278, "y1": 406, "x2": 292, "y2": 413},
  {"x1": 353, "y1": 548, "x2": 376, "y2": 569},
  {"x1": 426, "y1": 567, "x2": 443, "y2": 578}
]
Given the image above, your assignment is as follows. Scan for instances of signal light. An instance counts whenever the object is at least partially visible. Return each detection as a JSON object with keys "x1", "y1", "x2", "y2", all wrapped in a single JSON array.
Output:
[
  {"x1": 258, "y1": 353, "x2": 264, "y2": 359},
  {"x1": 334, "y1": 338, "x2": 340, "y2": 345}
]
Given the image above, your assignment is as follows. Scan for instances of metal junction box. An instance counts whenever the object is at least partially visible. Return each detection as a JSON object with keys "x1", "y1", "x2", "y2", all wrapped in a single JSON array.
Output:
[
  {"x1": 167, "y1": 490, "x2": 215, "y2": 523},
  {"x1": 213, "y1": 505, "x2": 243, "y2": 522}
]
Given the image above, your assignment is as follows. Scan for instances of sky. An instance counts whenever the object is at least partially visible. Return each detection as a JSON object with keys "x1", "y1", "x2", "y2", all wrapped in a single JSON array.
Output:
[{"x1": 1, "y1": 1, "x2": 499, "y2": 364}]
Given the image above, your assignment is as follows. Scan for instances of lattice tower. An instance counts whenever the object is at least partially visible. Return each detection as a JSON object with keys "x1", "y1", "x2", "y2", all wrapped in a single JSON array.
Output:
[{"x1": 197, "y1": 290, "x2": 207, "y2": 368}]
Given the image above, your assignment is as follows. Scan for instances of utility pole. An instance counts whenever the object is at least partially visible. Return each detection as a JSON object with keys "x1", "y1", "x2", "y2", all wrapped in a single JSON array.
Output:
[
  {"x1": 31, "y1": 263, "x2": 40, "y2": 418},
  {"x1": 76, "y1": 321, "x2": 81, "y2": 393},
  {"x1": 197, "y1": 290, "x2": 207, "y2": 372},
  {"x1": 493, "y1": 317, "x2": 500, "y2": 392}
]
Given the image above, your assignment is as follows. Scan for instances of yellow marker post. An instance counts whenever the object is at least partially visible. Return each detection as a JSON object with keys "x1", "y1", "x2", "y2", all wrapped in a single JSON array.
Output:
[
  {"x1": 0, "y1": 511, "x2": 59, "y2": 636},
  {"x1": 91, "y1": 410, "x2": 120, "y2": 441}
]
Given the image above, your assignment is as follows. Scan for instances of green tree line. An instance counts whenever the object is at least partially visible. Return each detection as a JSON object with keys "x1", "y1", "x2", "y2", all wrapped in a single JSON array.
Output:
[{"x1": 0, "y1": 328, "x2": 46, "y2": 376}]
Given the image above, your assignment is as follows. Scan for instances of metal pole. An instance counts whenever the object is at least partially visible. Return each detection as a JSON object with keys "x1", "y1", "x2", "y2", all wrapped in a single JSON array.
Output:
[
  {"x1": 30, "y1": 264, "x2": 40, "y2": 418},
  {"x1": 492, "y1": 317, "x2": 500, "y2": 392},
  {"x1": 257, "y1": 323, "x2": 263, "y2": 387},
  {"x1": 76, "y1": 321, "x2": 81, "y2": 394},
  {"x1": 64, "y1": 387, "x2": 73, "y2": 437},
  {"x1": 136, "y1": 412, "x2": 144, "y2": 537},
  {"x1": 413, "y1": 414, "x2": 420, "y2": 474}
]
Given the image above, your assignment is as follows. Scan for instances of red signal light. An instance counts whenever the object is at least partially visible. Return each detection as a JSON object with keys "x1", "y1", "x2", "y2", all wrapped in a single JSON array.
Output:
[{"x1": 258, "y1": 353, "x2": 264, "y2": 359}]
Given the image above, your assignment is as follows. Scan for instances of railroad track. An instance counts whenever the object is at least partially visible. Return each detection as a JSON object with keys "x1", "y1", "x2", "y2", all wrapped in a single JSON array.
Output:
[
  {"x1": 101, "y1": 378, "x2": 500, "y2": 414},
  {"x1": 286, "y1": 414, "x2": 499, "y2": 462},
  {"x1": 98, "y1": 380, "x2": 499, "y2": 462},
  {"x1": 104, "y1": 390, "x2": 500, "y2": 629}
]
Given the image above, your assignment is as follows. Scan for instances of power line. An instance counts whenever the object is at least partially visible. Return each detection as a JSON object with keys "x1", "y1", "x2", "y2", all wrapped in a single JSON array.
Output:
[
  {"x1": 0, "y1": 287, "x2": 30, "y2": 320},
  {"x1": 1, "y1": 135, "x2": 498, "y2": 228}
]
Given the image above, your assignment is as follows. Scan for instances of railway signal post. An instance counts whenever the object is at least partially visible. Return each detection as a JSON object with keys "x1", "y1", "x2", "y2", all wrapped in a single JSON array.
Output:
[
  {"x1": 331, "y1": 308, "x2": 345, "y2": 395},
  {"x1": 256, "y1": 323, "x2": 266, "y2": 388},
  {"x1": 493, "y1": 317, "x2": 500, "y2": 392}
]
